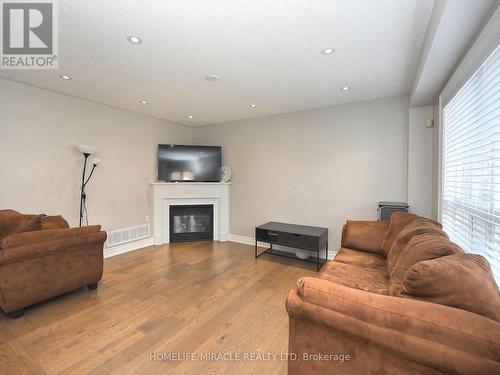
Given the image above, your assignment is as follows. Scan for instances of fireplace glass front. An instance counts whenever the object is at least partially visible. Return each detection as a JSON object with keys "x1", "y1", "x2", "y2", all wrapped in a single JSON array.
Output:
[{"x1": 169, "y1": 204, "x2": 214, "y2": 242}]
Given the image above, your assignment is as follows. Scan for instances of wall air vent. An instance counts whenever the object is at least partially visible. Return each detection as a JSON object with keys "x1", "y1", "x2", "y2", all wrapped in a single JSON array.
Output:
[{"x1": 106, "y1": 224, "x2": 150, "y2": 247}]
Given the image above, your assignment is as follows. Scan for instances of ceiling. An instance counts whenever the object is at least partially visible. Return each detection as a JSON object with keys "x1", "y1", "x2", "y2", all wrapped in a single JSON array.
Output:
[{"x1": 0, "y1": 0, "x2": 436, "y2": 126}]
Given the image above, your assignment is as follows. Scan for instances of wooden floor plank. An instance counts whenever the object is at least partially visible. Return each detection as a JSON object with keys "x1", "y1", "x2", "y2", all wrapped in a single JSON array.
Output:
[
  {"x1": 0, "y1": 241, "x2": 317, "y2": 374},
  {"x1": 0, "y1": 340, "x2": 45, "y2": 375}
]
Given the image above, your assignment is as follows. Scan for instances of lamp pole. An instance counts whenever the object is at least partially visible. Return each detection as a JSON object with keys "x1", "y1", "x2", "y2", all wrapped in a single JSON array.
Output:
[
  {"x1": 77, "y1": 145, "x2": 100, "y2": 227},
  {"x1": 79, "y1": 153, "x2": 90, "y2": 227}
]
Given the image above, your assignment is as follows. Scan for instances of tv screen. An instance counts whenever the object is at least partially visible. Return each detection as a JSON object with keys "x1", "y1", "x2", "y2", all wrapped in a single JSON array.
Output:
[{"x1": 158, "y1": 145, "x2": 222, "y2": 182}]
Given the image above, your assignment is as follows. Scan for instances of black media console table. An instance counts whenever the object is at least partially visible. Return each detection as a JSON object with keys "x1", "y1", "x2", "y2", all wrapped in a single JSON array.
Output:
[{"x1": 255, "y1": 222, "x2": 328, "y2": 271}]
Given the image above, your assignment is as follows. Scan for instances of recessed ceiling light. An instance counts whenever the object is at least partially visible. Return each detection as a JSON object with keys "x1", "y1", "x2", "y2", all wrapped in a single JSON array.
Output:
[
  {"x1": 249, "y1": 104, "x2": 257, "y2": 108},
  {"x1": 140, "y1": 100, "x2": 148, "y2": 104},
  {"x1": 206, "y1": 74, "x2": 219, "y2": 81},
  {"x1": 127, "y1": 36, "x2": 143, "y2": 45},
  {"x1": 321, "y1": 48, "x2": 335, "y2": 55},
  {"x1": 60, "y1": 75, "x2": 72, "y2": 80},
  {"x1": 188, "y1": 115, "x2": 193, "y2": 119},
  {"x1": 341, "y1": 86, "x2": 350, "y2": 91}
]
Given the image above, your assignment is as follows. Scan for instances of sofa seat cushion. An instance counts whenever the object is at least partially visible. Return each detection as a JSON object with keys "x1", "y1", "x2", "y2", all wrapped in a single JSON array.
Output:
[
  {"x1": 389, "y1": 233, "x2": 463, "y2": 295},
  {"x1": 386, "y1": 219, "x2": 447, "y2": 274},
  {"x1": 320, "y1": 260, "x2": 389, "y2": 295},
  {"x1": 334, "y1": 247, "x2": 386, "y2": 269},
  {"x1": 399, "y1": 254, "x2": 500, "y2": 322}
]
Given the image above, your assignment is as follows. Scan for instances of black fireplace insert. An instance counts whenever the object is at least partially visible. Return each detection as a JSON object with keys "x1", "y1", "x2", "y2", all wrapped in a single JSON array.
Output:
[{"x1": 169, "y1": 204, "x2": 214, "y2": 242}]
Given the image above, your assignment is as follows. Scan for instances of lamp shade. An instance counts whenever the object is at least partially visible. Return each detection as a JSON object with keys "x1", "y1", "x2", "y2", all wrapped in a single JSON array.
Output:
[
  {"x1": 77, "y1": 144, "x2": 98, "y2": 155},
  {"x1": 92, "y1": 158, "x2": 102, "y2": 166}
]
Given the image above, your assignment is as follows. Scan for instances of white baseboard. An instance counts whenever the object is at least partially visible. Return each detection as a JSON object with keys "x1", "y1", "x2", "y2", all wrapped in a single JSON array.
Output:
[
  {"x1": 228, "y1": 233, "x2": 337, "y2": 259},
  {"x1": 104, "y1": 237, "x2": 155, "y2": 258},
  {"x1": 153, "y1": 235, "x2": 163, "y2": 245},
  {"x1": 228, "y1": 233, "x2": 266, "y2": 247}
]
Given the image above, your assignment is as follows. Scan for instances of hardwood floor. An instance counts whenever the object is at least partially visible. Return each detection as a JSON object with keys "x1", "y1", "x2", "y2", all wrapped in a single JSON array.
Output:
[{"x1": 0, "y1": 241, "x2": 317, "y2": 374}]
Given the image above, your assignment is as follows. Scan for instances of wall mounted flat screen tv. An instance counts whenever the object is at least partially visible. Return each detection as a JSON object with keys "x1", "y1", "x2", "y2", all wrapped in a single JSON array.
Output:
[{"x1": 158, "y1": 145, "x2": 222, "y2": 182}]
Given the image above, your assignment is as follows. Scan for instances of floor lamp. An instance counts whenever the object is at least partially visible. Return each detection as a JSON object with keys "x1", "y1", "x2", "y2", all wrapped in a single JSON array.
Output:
[{"x1": 77, "y1": 145, "x2": 101, "y2": 227}]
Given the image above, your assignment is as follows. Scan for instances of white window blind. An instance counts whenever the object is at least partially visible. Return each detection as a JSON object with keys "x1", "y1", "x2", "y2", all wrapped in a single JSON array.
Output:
[{"x1": 442, "y1": 44, "x2": 500, "y2": 281}]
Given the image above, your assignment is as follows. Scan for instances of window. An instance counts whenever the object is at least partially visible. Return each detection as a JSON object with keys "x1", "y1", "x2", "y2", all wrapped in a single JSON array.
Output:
[{"x1": 441, "y1": 45, "x2": 500, "y2": 281}]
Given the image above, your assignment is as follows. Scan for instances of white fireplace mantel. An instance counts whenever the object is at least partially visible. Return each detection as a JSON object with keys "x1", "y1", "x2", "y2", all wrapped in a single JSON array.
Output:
[{"x1": 150, "y1": 182, "x2": 230, "y2": 245}]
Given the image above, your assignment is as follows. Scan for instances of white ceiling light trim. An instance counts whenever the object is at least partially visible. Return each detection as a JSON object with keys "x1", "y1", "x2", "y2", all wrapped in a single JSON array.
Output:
[
  {"x1": 206, "y1": 74, "x2": 220, "y2": 81},
  {"x1": 60, "y1": 75, "x2": 72, "y2": 80},
  {"x1": 321, "y1": 48, "x2": 335, "y2": 55},
  {"x1": 127, "y1": 36, "x2": 143, "y2": 44}
]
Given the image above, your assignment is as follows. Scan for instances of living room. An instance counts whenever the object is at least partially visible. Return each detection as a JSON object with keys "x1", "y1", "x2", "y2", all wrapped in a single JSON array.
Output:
[{"x1": 0, "y1": 1, "x2": 499, "y2": 374}]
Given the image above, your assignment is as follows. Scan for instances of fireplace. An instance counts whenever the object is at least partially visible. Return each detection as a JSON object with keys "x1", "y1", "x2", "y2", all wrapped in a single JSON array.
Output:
[
  {"x1": 151, "y1": 182, "x2": 229, "y2": 244},
  {"x1": 169, "y1": 204, "x2": 214, "y2": 242}
]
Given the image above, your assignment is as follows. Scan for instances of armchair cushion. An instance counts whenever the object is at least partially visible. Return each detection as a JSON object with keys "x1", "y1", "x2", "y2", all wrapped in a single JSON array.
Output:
[
  {"x1": 0, "y1": 209, "x2": 21, "y2": 218},
  {"x1": 400, "y1": 254, "x2": 500, "y2": 322},
  {"x1": 0, "y1": 214, "x2": 41, "y2": 239},
  {"x1": 41, "y1": 215, "x2": 70, "y2": 230}
]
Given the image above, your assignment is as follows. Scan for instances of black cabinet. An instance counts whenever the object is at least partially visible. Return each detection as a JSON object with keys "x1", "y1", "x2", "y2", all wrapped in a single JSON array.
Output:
[{"x1": 255, "y1": 222, "x2": 328, "y2": 271}]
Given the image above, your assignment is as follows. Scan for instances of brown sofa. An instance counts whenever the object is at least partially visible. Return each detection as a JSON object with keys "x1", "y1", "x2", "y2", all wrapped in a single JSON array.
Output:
[
  {"x1": 286, "y1": 212, "x2": 500, "y2": 375},
  {"x1": 0, "y1": 209, "x2": 107, "y2": 318}
]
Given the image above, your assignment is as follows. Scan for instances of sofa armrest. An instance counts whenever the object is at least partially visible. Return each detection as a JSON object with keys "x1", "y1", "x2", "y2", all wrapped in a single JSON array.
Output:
[
  {"x1": 341, "y1": 220, "x2": 389, "y2": 254},
  {"x1": 286, "y1": 277, "x2": 500, "y2": 374},
  {"x1": 0, "y1": 226, "x2": 106, "y2": 264},
  {"x1": 41, "y1": 215, "x2": 70, "y2": 230}
]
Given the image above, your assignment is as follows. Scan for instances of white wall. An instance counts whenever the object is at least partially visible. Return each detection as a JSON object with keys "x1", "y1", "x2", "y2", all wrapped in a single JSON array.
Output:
[
  {"x1": 193, "y1": 96, "x2": 409, "y2": 248},
  {"x1": 0, "y1": 79, "x2": 192, "y2": 231},
  {"x1": 0, "y1": 79, "x2": 424, "y2": 251},
  {"x1": 408, "y1": 106, "x2": 434, "y2": 217}
]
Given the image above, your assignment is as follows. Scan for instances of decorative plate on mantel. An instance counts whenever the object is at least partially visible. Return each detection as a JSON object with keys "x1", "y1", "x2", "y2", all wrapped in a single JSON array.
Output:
[{"x1": 221, "y1": 165, "x2": 232, "y2": 183}]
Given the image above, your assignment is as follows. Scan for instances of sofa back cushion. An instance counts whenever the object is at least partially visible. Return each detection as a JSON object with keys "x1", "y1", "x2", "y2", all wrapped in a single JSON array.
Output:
[
  {"x1": 389, "y1": 233, "x2": 463, "y2": 295},
  {"x1": 381, "y1": 212, "x2": 441, "y2": 257},
  {"x1": 0, "y1": 213, "x2": 41, "y2": 240},
  {"x1": 386, "y1": 219, "x2": 447, "y2": 274},
  {"x1": 341, "y1": 220, "x2": 389, "y2": 254},
  {"x1": 399, "y1": 254, "x2": 500, "y2": 322}
]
